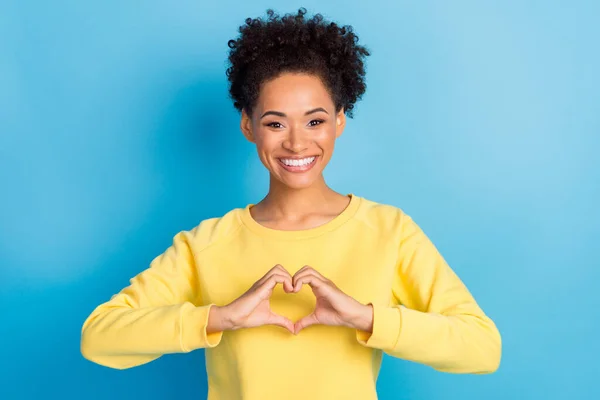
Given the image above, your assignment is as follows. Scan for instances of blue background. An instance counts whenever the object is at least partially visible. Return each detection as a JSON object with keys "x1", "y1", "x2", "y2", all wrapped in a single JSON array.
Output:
[{"x1": 1, "y1": 1, "x2": 598, "y2": 399}]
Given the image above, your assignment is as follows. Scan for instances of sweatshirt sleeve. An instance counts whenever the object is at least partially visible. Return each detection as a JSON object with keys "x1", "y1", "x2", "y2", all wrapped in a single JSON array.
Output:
[
  {"x1": 355, "y1": 213, "x2": 502, "y2": 374},
  {"x1": 80, "y1": 228, "x2": 223, "y2": 370}
]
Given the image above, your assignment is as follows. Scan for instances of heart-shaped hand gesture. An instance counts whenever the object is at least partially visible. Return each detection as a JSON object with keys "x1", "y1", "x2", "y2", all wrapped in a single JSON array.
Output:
[
  {"x1": 216, "y1": 264, "x2": 373, "y2": 335},
  {"x1": 223, "y1": 264, "x2": 296, "y2": 333},
  {"x1": 291, "y1": 265, "x2": 372, "y2": 334}
]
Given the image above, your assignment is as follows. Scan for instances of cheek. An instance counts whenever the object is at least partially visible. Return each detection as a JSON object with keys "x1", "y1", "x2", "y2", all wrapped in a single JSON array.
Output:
[
  {"x1": 313, "y1": 128, "x2": 336, "y2": 147},
  {"x1": 253, "y1": 132, "x2": 274, "y2": 149},
  {"x1": 254, "y1": 135, "x2": 279, "y2": 160}
]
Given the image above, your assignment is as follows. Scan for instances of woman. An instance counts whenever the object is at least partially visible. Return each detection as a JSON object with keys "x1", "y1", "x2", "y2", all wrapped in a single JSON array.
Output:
[{"x1": 81, "y1": 8, "x2": 501, "y2": 399}]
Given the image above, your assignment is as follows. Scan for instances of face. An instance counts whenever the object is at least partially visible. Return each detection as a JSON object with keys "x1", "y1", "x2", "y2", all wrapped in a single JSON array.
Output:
[{"x1": 240, "y1": 72, "x2": 346, "y2": 190}]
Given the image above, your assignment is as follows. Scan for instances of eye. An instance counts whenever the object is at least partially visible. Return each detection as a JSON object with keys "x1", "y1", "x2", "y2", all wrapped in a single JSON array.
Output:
[
  {"x1": 308, "y1": 119, "x2": 325, "y2": 127},
  {"x1": 266, "y1": 122, "x2": 283, "y2": 129}
]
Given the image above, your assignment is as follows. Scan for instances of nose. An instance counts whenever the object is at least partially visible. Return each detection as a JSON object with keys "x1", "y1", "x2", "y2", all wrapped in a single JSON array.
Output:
[{"x1": 282, "y1": 126, "x2": 308, "y2": 153}]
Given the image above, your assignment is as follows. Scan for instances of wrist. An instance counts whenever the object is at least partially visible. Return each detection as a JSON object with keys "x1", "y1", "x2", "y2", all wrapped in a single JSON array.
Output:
[
  {"x1": 347, "y1": 302, "x2": 374, "y2": 332},
  {"x1": 209, "y1": 305, "x2": 235, "y2": 332}
]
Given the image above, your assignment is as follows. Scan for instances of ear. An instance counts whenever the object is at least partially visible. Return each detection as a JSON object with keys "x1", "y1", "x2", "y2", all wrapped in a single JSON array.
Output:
[
  {"x1": 335, "y1": 107, "x2": 346, "y2": 138},
  {"x1": 240, "y1": 108, "x2": 255, "y2": 143}
]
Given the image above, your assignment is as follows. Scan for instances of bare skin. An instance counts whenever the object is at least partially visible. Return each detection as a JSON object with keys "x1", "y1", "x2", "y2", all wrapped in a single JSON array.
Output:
[{"x1": 207, "y1": 72, "x2": 374, "y2": 335}]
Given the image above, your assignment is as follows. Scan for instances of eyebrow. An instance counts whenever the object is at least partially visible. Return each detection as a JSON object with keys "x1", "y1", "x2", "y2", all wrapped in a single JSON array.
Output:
[{"x1": 260, "y1": 107, "x2": 329, "y2": 119}]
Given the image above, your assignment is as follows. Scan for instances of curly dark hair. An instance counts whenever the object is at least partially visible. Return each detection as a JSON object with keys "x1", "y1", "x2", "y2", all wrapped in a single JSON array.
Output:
[{"x1": 226, "y1": 8, "x2": 370, "y2": 118}]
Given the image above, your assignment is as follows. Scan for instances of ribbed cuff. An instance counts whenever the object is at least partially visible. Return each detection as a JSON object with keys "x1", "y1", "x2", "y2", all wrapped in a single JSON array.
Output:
[
  {"x1": 180, "y1": 303, "x2": 223, "y2": 352},
  {"x1": 356, "y1": 304, "x2": 402, "y2": 351}
]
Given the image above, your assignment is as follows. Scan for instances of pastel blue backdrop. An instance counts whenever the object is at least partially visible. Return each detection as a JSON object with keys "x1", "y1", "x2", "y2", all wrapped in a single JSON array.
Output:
[{"x1": 1, "y1": 1, "x2": 598, "y2": 399}]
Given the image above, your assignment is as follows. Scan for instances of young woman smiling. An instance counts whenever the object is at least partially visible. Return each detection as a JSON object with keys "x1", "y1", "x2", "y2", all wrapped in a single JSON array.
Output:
[{"x1": 81, "y1": 8, "x2": 501, "y2": 399}]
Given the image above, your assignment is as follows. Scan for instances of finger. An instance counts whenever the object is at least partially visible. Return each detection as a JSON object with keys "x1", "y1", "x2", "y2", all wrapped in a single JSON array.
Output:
[
  {"x1": 268, "y1": 312, "x2": 295, "y2": 334},
  {"x1": 257, "y1": 264, "x2": 291, "y2": 286},
  {"x1": 274, "y1": 266, "x2": 294, "y2": 292},
  {"x1": 273, "y1": 264, "x2": 292, "y2": 277},
  {"x1": 292, "y1": 269, "x2": 319, "y2": 283},
  {"x1": 294, "y1": 265, "x2": 326, "y2": 276},
  {"x1": 293, "y1": 265, "x2": 312, "y2": 277},
  {"x1": 306, "y1": 267, "x2": 329, "y2": 282},
  {"x1": 256, "y1": 264, "x2": 283, "y2": 284},
  {"x1": 257, "y1": 273, "x2": 293, "y2": 297},
  {"x1": 293, "y1": 265, "x2": 325, "y2": 280},
  {"x1": 294, "y1": 313, "x2": 319, "y2": 335},
  {"x1": 293, "y1": 270, "x2": 327, "y2": 290},
  {"x1": 293, "y1": 267, "x2": 328, "y2": 284},
  {"x1": 292, "y1": 274, "x2": 324, "y2": 292}
]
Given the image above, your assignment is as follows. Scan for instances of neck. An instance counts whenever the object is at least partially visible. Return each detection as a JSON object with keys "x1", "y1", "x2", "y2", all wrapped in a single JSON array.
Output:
[{"x1": 257, "y1": 174, "x2": 342, "y2": 221}]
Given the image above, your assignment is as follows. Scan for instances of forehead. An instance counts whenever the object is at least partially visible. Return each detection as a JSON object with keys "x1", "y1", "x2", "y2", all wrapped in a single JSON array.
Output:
[{"x1": 256, "y1": 73, "x2": 334, "y2": 112}]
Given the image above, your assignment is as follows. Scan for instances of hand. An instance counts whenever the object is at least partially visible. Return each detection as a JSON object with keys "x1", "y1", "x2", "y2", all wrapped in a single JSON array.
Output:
[
  {"x1": 219, "y1": 264, "x2": 296, "y2": 334},
  {"x1": 292, "y1": 266, "x2": 374, "y2": 335}
]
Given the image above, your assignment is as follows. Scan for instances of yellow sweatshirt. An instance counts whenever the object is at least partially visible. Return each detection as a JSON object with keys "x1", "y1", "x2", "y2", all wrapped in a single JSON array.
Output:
[{"x1": 80, "y1": 193, "x2": 501, "y2": 399}]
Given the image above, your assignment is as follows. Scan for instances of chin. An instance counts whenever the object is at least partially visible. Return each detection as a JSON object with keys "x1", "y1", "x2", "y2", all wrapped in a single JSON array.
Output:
[
  {"x1": 284, "y1": 182, "x2": 315, "y2": 190},
  {"x1": 271, "y1": 173, "x2": 320, "y2": 190}
]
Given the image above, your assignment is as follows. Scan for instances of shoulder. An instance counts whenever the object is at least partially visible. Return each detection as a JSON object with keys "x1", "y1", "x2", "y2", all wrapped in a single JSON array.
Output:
[
  {"x1": 353, "y1": 195, "x2": 411, "y2": 233},
  {"x1": 353, "y1": 194, "x2": 422, "y2": 241},
  {"x1": 178, "y1": 206, "x2": 245, "y2": 254}
]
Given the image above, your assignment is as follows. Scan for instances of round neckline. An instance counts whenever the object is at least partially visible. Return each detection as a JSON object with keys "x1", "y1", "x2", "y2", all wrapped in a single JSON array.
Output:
[{"x1": 239, "y1": 193, "x2": 361, "y2": 240}]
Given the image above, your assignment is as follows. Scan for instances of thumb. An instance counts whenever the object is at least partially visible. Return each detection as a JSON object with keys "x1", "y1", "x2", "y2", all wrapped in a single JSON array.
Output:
[
  {"x1": 267, "y1": 312, "x2": 295, "y2": 334},
  {"x1": 294, "y1": 313, "x2": 319, "y2": 335}
]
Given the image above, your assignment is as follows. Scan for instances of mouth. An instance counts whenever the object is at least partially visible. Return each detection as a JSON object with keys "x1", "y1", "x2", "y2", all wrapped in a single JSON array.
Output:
[{"x1": 277, "y1": 156, "x2": 319, "y2": 173}]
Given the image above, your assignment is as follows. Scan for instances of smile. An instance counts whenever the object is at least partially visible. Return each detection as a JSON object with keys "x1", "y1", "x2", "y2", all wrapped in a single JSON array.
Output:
[{"x1": 277, "y1": 156, "x2": 318, "y2": 172}]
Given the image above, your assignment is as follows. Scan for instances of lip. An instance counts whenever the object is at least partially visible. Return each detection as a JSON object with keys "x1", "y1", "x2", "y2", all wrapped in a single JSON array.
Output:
[{"x1": 277, "y1": 156, "x2": 319, "y2": 173}]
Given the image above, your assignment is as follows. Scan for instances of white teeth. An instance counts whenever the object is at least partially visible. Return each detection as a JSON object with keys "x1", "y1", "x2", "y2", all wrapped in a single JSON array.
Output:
[{"x1": 280, "y1": 156, "x2": 316, "y2": 167}]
